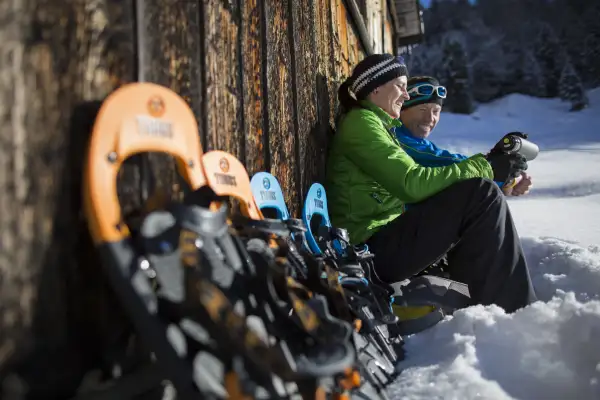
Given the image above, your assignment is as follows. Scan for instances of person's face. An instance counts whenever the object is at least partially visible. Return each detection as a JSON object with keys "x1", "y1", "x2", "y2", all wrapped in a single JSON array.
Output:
[
  {"x1": 399, "y1": 102, "x2": 442, "y2": 139},
  {"x1": 367, "y1": 76, "x2": 410, "y2": 119}
]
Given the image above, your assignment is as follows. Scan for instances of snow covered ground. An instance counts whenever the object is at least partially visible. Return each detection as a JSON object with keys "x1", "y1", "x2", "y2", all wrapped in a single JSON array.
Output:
[{"x1": 388, "y1": 89, "x2": 600, "y2": 399}]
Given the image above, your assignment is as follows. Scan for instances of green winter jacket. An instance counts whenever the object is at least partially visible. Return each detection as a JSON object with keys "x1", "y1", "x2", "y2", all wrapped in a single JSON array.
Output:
[{"x1": 325, "y1": 100, "x2": 494, "y2": 245}]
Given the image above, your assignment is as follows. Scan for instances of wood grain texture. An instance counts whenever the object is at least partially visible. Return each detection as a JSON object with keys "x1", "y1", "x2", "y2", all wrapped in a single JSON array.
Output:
[
  {"x1": 205, "y1": 0, "x2": 243, "y2": 158},
  {"x1": 290, "y1": 0, "x2": 318, "y2": 202},
  {"x1": 241, "y1": 0, "x2": 266, "y2": 176},
  {"x1": 264, "y1": 0, "x2": 297, "y2": 216},
  {"x1": 0, "y1": 0, "x2": 135, "y2": 396}
]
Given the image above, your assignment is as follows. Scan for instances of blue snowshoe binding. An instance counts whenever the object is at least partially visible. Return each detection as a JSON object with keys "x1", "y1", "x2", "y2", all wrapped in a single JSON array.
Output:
[{"x1": 250, "y1": 175, "x2": 402, "y2": 395}]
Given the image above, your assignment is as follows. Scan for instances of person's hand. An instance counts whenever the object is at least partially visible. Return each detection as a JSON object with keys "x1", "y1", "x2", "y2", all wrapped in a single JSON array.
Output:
[
  {"x1": 486, "y1": 152, "x2": 528, "y2": 185},
  {"x1": 506, "y1": 131, "x2": 528, "y2": 139},
  {"x1": 502, "y1": 175, "x2": 521, "y2": 196},
  {"x1": 510, "y1": 172, "x2": 532, "y2": 196}
]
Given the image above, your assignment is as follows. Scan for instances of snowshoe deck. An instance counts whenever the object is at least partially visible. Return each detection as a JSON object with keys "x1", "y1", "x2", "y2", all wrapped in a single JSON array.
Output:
[
  {"x1": 82, "y1": 83, "x2": 362, "y2": 399},
  {"x1": 83, "y1": 82, "x2": 208, "y2": 399}
]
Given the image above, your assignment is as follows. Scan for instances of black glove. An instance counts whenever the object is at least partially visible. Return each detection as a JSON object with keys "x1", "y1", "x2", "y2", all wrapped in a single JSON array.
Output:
[
  {"x1": 505, "y1": 131, "x2": 528, "y2": 139},
  {"x1": 486, "y1": 152, "x2": 528, "y2": 184}
]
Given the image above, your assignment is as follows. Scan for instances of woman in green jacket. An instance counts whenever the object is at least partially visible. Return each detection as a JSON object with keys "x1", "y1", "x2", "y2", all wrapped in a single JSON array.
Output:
[{"x1": 326, "y1": 54, "x2": 536, "y2": 313}]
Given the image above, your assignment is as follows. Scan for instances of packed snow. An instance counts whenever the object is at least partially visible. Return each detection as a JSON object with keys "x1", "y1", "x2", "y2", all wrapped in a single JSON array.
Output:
[{"x1": 388, "y1": 89, "x2": 600, "y2": 400}]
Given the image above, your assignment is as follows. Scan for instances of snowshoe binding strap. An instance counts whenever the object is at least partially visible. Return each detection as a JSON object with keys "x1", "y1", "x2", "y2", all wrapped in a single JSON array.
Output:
[
  {"x1": 197, "y1": 158, "x2": 356, "y2": 359},
  {"x1": 359, "y1": 259, "x2": 445, "y2": 337},
  {"x1": 393, "y1": 274, "x2": 472, "y2": 315},
  {"x1": 141, "y1": 204, "x2": 359, "y2": 397},
  {"x1": 231, "y1": 215, "x2": 357, "y2": 328},
  {"x1": 230, "y1": 214, "x2": 372, "y2": 395},
  {"x1": 242, "y1": 235, "x2": 354, "y2": 346},
  {"x1": 306, "y1": 249, "x2": 403, "y2": 370},
  {"x1": 137, "y1": 205, "x2": 303, "y2": 397},
  {"x1": 297, "y1": 248, "x2": 399, "y2": 394},
  {"x1": 231, "y1": 215, "x2": 293, "y2": 239},
  {"x1": 325, "y1": 245, "x2": 399, "y2": 329},
  {"x1": 310, "y1": 226, "x2": 405, "y2": 367},
  {"x1": 390, "y1": 303, "x2": 446, "y2": 336},
  {"x1": 284, "y1": 218, "x2": 308, "y2": 234}
]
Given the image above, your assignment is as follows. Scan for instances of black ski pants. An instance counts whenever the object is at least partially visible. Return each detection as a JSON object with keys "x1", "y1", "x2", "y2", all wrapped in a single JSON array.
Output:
[{"x1": 366, "y1": 178, "x2": 537, "y2": 313}]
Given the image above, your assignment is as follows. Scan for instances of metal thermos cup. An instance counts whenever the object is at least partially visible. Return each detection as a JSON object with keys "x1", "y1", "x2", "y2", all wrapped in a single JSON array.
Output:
[{"x1": 497, "y1": 134, "x2": 539, "y2": 161}]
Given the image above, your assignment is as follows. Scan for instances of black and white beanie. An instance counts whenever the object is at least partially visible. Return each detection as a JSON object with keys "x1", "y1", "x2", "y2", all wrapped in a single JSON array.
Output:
[{"x1": 348, "y1": 54, "x2": 409, "y2": 100}]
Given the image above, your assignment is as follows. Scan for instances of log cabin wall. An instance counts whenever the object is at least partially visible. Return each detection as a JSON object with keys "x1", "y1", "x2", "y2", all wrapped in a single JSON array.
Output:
[
  {"x1": 0, "y1": 0, "x2": 413, "y2": 394},
  {"x1": 137, "y1": 0, "x2": 401, "y2": 217}
]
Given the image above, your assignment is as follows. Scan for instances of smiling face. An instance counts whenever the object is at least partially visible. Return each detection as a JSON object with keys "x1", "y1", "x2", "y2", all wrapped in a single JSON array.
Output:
[
  {"x1": 399, "y1": 102, "x2": 442, "y2": 139},
  {"x1": 366, "y1": 76, "x2": 410, "y2": 119}
]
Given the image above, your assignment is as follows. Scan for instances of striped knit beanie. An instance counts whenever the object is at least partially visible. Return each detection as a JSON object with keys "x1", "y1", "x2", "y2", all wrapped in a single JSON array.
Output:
[{"x1": 348, "y1": 54, "x2": 409, "y2": 100}]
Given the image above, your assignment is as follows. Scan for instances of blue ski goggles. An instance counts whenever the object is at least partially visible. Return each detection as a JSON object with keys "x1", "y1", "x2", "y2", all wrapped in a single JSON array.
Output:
[{"x1": 407, "y1": 83, "x2": 447, "y2": 99}]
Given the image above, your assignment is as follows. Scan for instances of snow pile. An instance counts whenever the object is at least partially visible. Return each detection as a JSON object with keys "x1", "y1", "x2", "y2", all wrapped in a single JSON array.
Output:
[
  {"x1": 389, "y1": 296, "x2": 600, "y2": 400},
  {"x1": 388, "y1": 89, "x2": 600, "y2": 399},
  {"x1": 524, "y1": 237, "x2": 600, "y2": 303}
]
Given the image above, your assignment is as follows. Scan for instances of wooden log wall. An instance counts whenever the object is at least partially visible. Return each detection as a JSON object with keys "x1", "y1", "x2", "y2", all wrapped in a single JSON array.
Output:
[
  {"x1": 0, "y1": 0, "x2": 137, "y2": 397},
  {"x1": 0, "y1": 0, "x2": 399, "y2": 396},
  {"x1": 137, "y1": 0, "x2": 398, "y2": 217}
]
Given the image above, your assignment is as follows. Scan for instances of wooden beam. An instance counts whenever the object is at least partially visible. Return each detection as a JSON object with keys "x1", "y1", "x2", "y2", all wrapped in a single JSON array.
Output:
[
  {"x1": 387, "y1": 0, "x2": 402, "y2": 37},
  {"x1": 342, "y1": 0, "x2": 374, "y2": 55}
]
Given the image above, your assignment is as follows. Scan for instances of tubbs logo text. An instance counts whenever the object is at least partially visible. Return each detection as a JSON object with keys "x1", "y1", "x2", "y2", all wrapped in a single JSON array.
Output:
[
  {"x1": 260, "y1": 190, "x2": 276, "y2": 200},
  {"x1": 214, "y1": 173, "x2": 237, "y2": 186},
  {"x1": 137, "y1": 115, "x2": 173, "y2": 138}
]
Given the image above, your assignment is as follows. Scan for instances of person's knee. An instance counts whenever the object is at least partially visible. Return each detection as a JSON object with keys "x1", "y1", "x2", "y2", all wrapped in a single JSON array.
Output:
[
  {"x1": 479, "y1": 177, "x2": 503, "y2": 196},
  {"x1": 461, "y1": 177, "x2": 504, "y2": 200},
  {"x1": 459, "y1": 177, "x2": 499, "y2": 190}
]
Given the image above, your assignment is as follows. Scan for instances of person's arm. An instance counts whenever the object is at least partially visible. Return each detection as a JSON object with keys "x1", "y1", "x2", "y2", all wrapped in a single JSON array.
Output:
[
  {"x1": 395, "y1": 128, "x2": 520, "y2": 193},
  {"x1": 395, "y1": 131, "x2": 468, "y2": 167},
  {"x1": 340, "y1": 110, "x2": 493, "y2": 204}
]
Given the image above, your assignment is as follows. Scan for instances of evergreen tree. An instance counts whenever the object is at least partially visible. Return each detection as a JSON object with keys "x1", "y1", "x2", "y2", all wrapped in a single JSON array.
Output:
[
  {"x1": 583, "y1": 34, "x2": 600, "y2": 87},
  {"x1": 533, "y1": 23, "x2": 566, "y2": 97},
  {"x1": 558, "y1": 61, "x2": 589, "y2": 111},
  {"x1": 519, "y1": 50, "x2": 546, "y2": 97},
  {"x1": 409, "y1": 42, "x2": 444, "y2": 79},
  {"x1": 441, "y1": 37, "x2": 475, "y2": 114},
  {"x1": 471, "y1": 57, "x2": 501, "y2": 103},
  {"x1": 407, "y1": 51, "x2": 426, "y2": 76},
  {"x1": 423, "y1": 0, "x2": 446, "y2": 43},
  {"x1": 412, "y1": 0, "x2": 596, "y2": 104},
  {"x1": 581, "y1": 3, "x2": 600, "y2": 86}
]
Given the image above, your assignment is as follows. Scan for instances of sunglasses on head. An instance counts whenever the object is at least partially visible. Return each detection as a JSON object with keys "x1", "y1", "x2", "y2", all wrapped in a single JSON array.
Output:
[{"x1": 407, "y1": 83, "x2": 447, "y2": 99}]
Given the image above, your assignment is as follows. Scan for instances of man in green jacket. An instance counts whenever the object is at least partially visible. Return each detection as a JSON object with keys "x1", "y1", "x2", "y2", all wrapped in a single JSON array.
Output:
[{"x1": 326, "y1": 53, "x2": 536, "y2": 313}]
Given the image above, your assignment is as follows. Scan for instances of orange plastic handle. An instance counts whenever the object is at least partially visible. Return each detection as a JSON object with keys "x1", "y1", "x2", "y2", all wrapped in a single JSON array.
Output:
[
  {"x1": 202, "y1": 150, "x2": 263, "y2": 220},
  {"x1": 83, "y1": 82, "x2": 206, "y2": 243}
]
